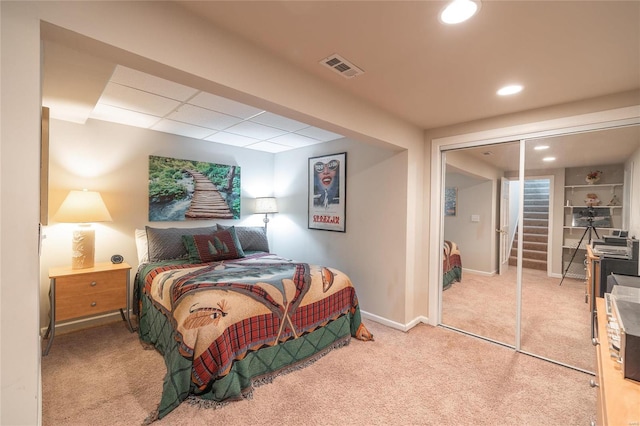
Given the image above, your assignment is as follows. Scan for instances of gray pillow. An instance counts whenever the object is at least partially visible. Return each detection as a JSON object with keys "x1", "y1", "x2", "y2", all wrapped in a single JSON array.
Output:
[
  {"x1": 146, "y1": 225, "x2": 217, "y2": 262},
  {"x1": 217, "y1": 225, "x2": 269, "y2": 252}
]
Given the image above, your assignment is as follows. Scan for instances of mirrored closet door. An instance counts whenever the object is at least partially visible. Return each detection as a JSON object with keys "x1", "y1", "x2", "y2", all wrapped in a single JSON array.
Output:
[
  {"x1": 439, "y1": 124, "x2": 640, "y2": 372},
  {"x1": 518, "y1": 126, "x2": 639, "y2": 372},
  {"x1": 441, "y1": 141, "x2": 521, "y2": 348}
]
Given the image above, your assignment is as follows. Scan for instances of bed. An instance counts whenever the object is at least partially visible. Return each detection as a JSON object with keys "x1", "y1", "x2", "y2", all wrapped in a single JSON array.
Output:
[
  {"x1": 443, "y1": 240, "x2": 462, "y2": 290},
  {"x1": 134, "y1": 225, "x2": 373, "y2": 422}
]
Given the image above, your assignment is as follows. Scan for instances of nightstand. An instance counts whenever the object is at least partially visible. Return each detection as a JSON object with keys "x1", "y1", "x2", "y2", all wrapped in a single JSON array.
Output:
[{"x1": 42, "y1": 262, "x2": 134, "y2": 356}]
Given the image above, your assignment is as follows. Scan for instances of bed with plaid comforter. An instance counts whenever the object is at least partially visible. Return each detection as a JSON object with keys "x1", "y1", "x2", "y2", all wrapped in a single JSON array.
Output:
[
  {"x1": 136, "y1": 253, "x2": 372, "y2": 421},
  {"x1": 443, "y1": 240, "x2": 462, "y2": 290}
]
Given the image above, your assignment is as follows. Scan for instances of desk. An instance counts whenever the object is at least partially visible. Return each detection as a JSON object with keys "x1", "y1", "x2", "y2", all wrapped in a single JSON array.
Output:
[
  {"x1": 586, "y1": 245, "x2": 601, "y2": 306},
  {"x1": 594, "y1": 298, "x2": 640, "y2": 425}
]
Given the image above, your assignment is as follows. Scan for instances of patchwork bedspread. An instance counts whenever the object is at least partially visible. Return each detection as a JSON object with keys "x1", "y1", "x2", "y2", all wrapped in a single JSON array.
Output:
[
  {"x1": 443, "y1": 240, "x2": 462, "y2": 290},
  {"x1": 136, "y1": 253, "x2": 372, "y2": 420}
]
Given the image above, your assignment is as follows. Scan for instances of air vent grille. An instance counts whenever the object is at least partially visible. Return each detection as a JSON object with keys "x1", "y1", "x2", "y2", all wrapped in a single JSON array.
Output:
[{"x1": 319, "y1": 54, "x2": 364, "y2": 79}]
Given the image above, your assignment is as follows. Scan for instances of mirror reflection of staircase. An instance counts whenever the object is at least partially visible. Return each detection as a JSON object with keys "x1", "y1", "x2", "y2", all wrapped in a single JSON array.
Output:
[{"x1": 509, "y1": 179, "x2": 550, "y2": 271}]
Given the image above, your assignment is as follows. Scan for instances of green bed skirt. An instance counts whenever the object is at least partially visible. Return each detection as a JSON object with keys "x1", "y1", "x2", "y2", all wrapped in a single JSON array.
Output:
[{"x1": 138, "y1": 293, "x2": 354, "y2": 420}]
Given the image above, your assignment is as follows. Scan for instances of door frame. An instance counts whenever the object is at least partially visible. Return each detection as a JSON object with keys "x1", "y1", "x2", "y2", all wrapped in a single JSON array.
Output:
[
  {"x1": 498, "y1": 177, "x2": 516, "y2": 276},
  {"x1": 429, "y1": 105, "x2": 640, "y2": 327}
]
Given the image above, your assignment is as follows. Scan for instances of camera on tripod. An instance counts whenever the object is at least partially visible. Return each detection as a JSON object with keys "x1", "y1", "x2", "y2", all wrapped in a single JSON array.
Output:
[{"x1": 579, "y1": 206, "x2": 597, "y2": 220}]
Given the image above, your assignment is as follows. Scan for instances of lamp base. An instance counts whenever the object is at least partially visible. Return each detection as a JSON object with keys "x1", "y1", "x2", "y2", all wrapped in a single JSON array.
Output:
[{"x1": 71, "y1": 227, "x2": 95, "y2": 269}]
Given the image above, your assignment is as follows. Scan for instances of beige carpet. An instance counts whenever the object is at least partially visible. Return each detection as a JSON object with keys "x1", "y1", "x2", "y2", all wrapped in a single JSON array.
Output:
[
  {"x1": 42, "y1": 319, "x2": 595, "y2": 425},
  {"x1": 442, "y1": 268, "x2": 592, "y2": 372}
]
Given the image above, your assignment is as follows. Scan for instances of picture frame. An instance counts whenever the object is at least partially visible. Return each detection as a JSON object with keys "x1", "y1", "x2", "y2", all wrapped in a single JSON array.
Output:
[
  {"x1": 444, "y1": 187, "x2": 457, "y2": 217},
  {"x1": 308, "y1": 152, "x2": 346, "y2": 232},
  {"x1": 148, "y1": 155, "x2": 241, "y2": 221}
]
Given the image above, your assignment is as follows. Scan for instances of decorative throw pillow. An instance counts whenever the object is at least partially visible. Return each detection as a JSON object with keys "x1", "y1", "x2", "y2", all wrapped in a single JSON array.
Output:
[
  {"x1": 182, "y1": 227, "x2": 245, "y2": 263},
  {"x1": 146, "y1": 225, "x2": 217, "y2": 262},
  {"x1": 217, "y1": 225, "x2": 270, "y2": 252}
]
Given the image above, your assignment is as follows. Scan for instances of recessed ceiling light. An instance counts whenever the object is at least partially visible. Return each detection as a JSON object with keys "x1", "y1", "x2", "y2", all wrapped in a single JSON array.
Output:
[
  {"x1": 497, "y1": 85, "x2": 524, "y2": 96},
  {"x1": 439, "y1": 0, "x2": 481, "y2": 25},
  {"x1": 534, "y1": 145, "x2": 549, "y2": 150},
  {"x1": 542, "y1": 157, "x2": 556, "y2": 162}
]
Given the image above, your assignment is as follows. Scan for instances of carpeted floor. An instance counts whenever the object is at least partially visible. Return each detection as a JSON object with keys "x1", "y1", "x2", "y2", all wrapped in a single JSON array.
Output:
[
  {"x1": 442, "y1": 267, "x2": 592, "y2": 372},
  {"x1": 42, "y1": 318, "x2": 596, "y2": 425}
]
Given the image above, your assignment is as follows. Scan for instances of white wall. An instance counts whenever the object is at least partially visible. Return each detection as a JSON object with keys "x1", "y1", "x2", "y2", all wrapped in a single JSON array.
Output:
[
  {"x1": 444, "y1": 174, "x2": 495, "y2": 273},
  {"x1": 0, "y1": 2, "x2": 43, "y2": 425},
  {"x1": 626, "y1": 146, "x2": 640, "y2": 240},
  {"x1": 455, "y1": 179, "x2": 495, "y2": 273},
  {"x1": 273, "y1": 139, "x2": 408, "y2": 323},
  {"x1": 444, "y1": 150, "x2": 502, "y2": 274},
  {"x1": 40, "y1": 118, "x2": 275, "y2": 327}
]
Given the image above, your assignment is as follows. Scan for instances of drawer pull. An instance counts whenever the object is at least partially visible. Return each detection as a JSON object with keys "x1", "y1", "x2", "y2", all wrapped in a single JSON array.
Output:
[
  {"x1": 91, "y1": 302, "x2": 97, "y2": 307},
  {"x1": 90, "y1": 281, "x2": 97, "y2": 287},
  {"x1": 589, "y1": 379, "x2": 599, "y2": 388}
]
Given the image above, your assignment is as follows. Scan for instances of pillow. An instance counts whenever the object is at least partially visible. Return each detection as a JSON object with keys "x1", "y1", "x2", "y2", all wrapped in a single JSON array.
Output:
[
  {"x1": 135, "y1": 229, "x2": 149, "y2": 264},
  {"x1": 182, "y1": 227, "x2": 245, "y2": 263},
  {"x1": 217, "y1": 225, "x2": 269, "y2": 252},
  {"x1": 146, "y1": 225, "x2": 217, "y2": 262}
]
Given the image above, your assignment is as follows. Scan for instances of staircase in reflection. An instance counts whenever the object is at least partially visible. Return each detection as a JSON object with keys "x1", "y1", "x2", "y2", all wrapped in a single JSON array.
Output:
[{"x1": 510, "y1": 179, "x2": 550, "y2": 271}]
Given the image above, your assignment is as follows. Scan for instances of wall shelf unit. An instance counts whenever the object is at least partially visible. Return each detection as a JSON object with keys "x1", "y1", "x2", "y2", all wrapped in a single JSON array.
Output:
[{"x1": 561, "y1": 165, "x2": 624, "y2": 280}]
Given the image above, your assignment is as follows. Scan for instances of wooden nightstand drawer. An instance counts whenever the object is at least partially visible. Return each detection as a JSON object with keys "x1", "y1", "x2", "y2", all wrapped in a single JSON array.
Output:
[{"x1": 56, "y1": 270, "x2": 127, "y2": 321}]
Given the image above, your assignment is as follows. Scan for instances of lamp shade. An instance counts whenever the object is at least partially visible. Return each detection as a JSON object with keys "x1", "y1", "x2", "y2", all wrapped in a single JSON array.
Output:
[
  {"x1": 53, "y1": 190, "x2": 113, "y2": 223},
  {"x1": 255, "y1": 197, "x2": 278, "y2": 214}
]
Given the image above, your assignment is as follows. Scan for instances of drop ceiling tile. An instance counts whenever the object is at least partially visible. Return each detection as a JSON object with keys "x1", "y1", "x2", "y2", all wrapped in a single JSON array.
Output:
[
  {"x1": 189, "y1": 92, "x2": 264, "y2": 119},
  {"x1": 296, "y1": 126, "x2": 343, "y2": 142},
  {"x1": 111, "y1": 66, "x2": 198, "y2": 101},
  {"x1": 99, "y1": 82, "x2": 180, "y2": 116},
  {"x1": 167, "y1": 104, "x2": 243, "y2": 130},
  {"x1": 151, "y1": 119, "x2": 215, "y2": 139},
  {"x1": 90, "y1": 104, "x2": 160, "y2": 128},
  {"x1": 250, "y1": 111, "x2": 308, "y2": 132},
  {"x1": 225, "y1": 121, "x2": 289, "y2": 139},
  {"x1": 244, "y1": 141, "x2": 292, "y2": 153},
  {"x1": 204, "y1": 131, "x2": 260, "y2": 146},
  {"x1": 267, "y1": 133, "x2": 322, "y2": 147}
]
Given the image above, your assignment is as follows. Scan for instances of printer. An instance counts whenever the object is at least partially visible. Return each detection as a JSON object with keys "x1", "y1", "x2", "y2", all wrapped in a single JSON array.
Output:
[{"x1": 592, "y1": 237, "x2": 639, "y2": 297}]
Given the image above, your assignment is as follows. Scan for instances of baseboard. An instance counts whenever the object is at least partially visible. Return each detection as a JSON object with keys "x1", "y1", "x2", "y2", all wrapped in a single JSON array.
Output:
[
  {"x1": 44, "y1": 309, "x2": 429, "y2": 337},
  {"x1": 360, "y1": 310, "x2": 429, "y2": 332},
  {"x1": 462, "y1": 267, "x2": 496, "y2": 277}
]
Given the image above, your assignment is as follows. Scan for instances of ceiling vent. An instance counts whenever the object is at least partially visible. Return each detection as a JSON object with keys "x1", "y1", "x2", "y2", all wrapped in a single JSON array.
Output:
[{"x1": 319, "y1": 54, "x2": 364, "y2": 79}]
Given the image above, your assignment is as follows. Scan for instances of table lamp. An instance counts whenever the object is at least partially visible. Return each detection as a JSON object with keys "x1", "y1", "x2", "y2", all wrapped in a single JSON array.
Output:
[
  {"x1": 53, "y1": 189, "x2": 112, "y2": 269},
  {"x1": 255, "y1": 197, "x2": 278, "y2": 232}
]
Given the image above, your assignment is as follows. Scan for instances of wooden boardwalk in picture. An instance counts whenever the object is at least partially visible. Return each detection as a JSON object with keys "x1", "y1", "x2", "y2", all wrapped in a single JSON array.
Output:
[{"x1": 184, "y1": 169, "x2": 234, "y2": 219}]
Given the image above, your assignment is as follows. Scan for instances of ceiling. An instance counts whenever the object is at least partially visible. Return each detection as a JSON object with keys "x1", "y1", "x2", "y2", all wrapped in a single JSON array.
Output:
[
  {"x1": 460, "y1": 125, "x2": 640, "y2": 172},
  {"x1": 43, "y1": 58, "x2": 343, "y2": 153},
  {"x1": 42, "y1": 1, "x2": 640, "y2": 156}
]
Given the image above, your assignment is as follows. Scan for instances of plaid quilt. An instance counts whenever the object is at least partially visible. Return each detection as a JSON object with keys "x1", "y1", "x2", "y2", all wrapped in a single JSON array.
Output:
[
  {"x1": 136, "y1": 253, "x2": 372, "y2": 420},
  {"x1": 443, "y1": 240, "x2": 462, "y2": 290}
]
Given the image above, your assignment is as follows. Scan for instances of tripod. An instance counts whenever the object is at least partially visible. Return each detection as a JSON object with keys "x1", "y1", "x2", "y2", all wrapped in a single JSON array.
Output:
[{"x1": 559, "y1": 214, "x2": 599, "y2": 286}]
